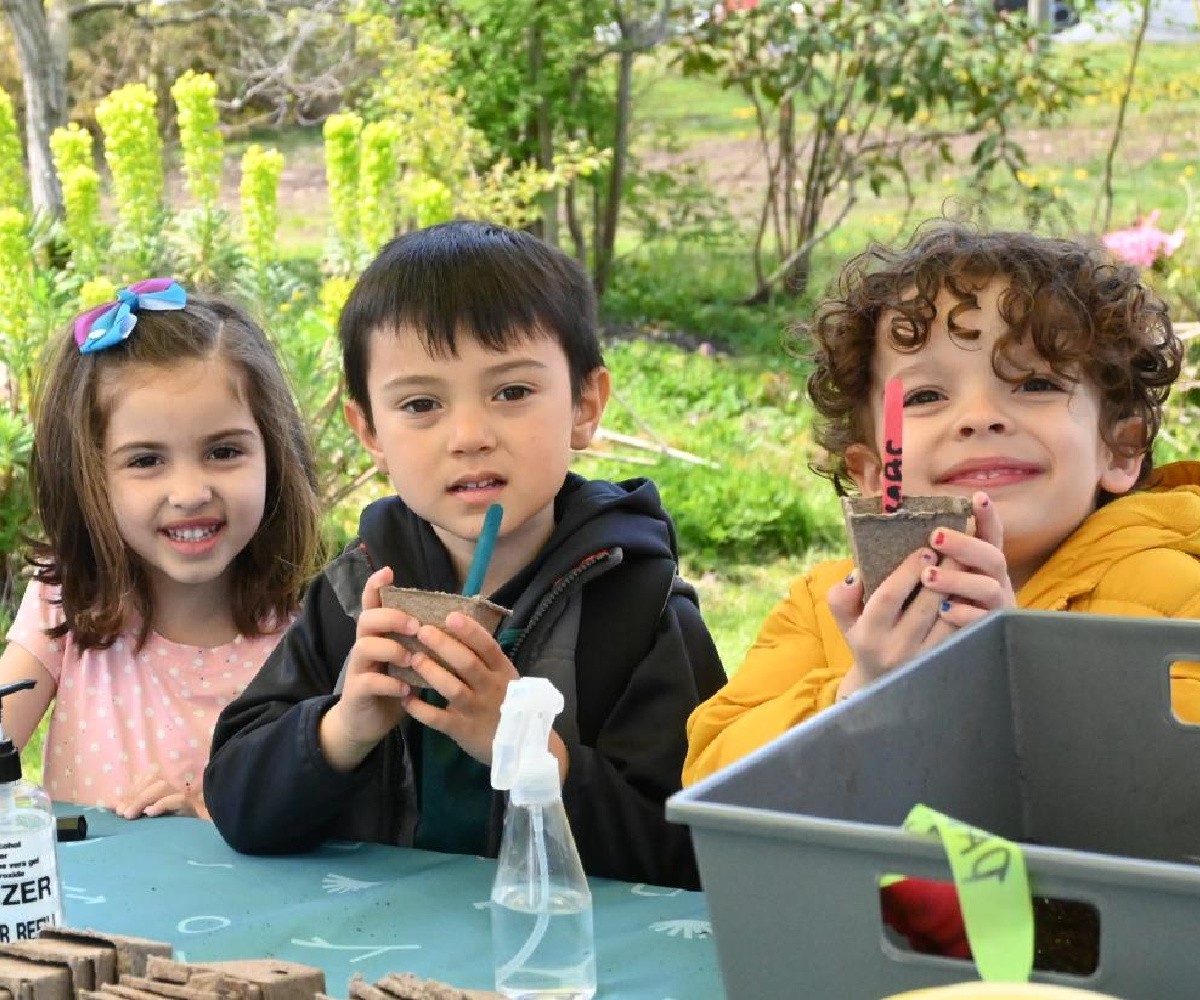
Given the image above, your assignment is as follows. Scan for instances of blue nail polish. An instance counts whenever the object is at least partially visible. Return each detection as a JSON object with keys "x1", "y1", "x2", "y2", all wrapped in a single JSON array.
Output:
[{"x1": 940, "y1": 600, "x2": 952, "y2": 613}]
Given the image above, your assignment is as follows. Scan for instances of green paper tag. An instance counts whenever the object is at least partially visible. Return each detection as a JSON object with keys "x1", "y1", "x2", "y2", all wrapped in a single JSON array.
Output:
[{"x1": 902, "y1": 803, "x2": 1034, "y2": 983}]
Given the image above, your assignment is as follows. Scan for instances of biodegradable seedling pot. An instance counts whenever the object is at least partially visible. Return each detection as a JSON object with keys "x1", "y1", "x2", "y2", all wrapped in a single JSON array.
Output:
[
  {"x1": 841, "y1": 494, "x2": 973, "y2": 600},
  {"x1": 379, "y1": 586, "x2": 510, "y2": 688}
]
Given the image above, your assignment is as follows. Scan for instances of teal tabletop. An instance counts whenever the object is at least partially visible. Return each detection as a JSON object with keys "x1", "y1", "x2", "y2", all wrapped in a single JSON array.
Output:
[{"x1": 55, "y1": 808, "x2": 722, "y2": 999}]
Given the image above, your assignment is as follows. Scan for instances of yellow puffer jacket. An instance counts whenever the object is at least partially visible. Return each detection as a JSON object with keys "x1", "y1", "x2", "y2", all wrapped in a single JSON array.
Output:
[{"x1": 683, "y1": 461, "x2": 1200, "y2": 785}]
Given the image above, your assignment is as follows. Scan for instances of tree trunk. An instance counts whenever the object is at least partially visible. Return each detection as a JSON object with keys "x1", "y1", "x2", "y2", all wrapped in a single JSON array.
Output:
[
  {"x1": 593, "y1": 42, "x2": 633, "y2": 298},
  {"x1": 5, "y1": 0, "x2": 70, "y2": 219},
  {"x1": 528, "y1": 11, "x2": 559, "y2": 246}
]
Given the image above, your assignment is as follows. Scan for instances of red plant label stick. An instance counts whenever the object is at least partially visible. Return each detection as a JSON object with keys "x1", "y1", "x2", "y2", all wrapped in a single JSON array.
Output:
[{"x1": 882, "y1": 377, "x2": 904, "y2": 513}]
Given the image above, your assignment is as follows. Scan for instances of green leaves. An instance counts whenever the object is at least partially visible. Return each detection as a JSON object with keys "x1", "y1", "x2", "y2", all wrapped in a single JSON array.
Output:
[
  {"x1": 49, "y1": 124, "x2": 105, "y2": 277},
  {"x1": 171, "y1": 71, "x2": 224, "y2": 213},
  {"x1": 0, "y1": 93, "x2": 26, "y2": 214},
  {"x1": 95, "y1": 83, "x2": 169, "y2": 279},
  {"x1": 669, "y1": 0, "x2": 1092, "y2": 297}
]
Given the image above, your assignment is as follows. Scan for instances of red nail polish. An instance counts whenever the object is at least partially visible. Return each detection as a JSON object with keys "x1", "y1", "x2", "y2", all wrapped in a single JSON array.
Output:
[
  {"x1": 932, "y1": 530, "x2": 945, "y2": 547},
  {"x1": 925, "y1": 567, "x2": 938, "y2": 583},
  {"x1": 979, "y1": 495, "x2": 991, "y2": 509}
]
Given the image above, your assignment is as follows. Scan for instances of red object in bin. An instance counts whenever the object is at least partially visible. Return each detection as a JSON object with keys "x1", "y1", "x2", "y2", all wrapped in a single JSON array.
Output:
[{"x1": 880, "y1": 877, "x2": 971, "y2": 960}]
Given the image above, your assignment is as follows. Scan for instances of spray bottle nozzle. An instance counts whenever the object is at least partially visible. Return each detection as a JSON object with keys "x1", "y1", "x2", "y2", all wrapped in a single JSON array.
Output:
[{"x1": 491, "y1": 678, "x2": 564, "y2": 807}]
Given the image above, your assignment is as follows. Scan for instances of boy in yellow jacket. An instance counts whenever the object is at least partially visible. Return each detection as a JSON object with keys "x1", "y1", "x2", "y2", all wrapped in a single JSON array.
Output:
[{"x1": 685, "y1": 222, "x2": 1200, "y2": 787}]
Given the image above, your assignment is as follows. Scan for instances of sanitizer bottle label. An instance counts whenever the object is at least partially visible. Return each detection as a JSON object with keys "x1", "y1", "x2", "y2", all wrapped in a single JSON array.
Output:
[{"x1": 0, "y1": 822, "x2": 62, "y2": 942}]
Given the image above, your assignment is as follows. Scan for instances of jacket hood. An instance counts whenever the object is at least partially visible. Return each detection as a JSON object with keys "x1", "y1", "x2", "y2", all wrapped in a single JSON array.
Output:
[
  {"x1": 354, "y1": 473, "x2": 678, "y2": 597},
  {"x1": 1019, "y1": 460, "x2": 1200, "y2": 607}
]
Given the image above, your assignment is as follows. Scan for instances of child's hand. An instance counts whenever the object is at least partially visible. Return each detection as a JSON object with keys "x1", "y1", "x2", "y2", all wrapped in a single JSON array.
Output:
[
  {"x1": 830, "y1": 492, "x2": 1016, "y2": 699},
  {"x1": 400, "y1": 612, "x2": 521, "y2": 766},
  {"x1": 117, "y1": 768, "x2": 210, "y2": 820},
  {"x1": 319, "y1": 566, "x2": 417, "y2": 772},
  {"x1": 829, "y1": 546, "x2": 961, "y2": 699},
  {"x1": 917, "y1": 492, "x2": 1017, "y2": 627}
]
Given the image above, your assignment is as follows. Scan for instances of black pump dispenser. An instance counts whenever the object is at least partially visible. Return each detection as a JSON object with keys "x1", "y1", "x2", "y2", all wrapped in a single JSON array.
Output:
[{"x1": 0, "y1": 678, "x2": 36, "y2": 784}]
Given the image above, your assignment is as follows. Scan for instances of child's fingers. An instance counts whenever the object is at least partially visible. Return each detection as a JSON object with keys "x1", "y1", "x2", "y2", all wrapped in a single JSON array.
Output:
[
  {"x1": 346, "y1": 668, "x2": 411, "y2": 701},
  {"x1": 407, "y1": 620, "x2": 505, "y2": 697},
  {"x1": 917, "y1": 615, "x2": 957, "y2": 655},
  {"x1": 970, "y1": 491, "x2": 1004, "y2": 550},
  {"x1": 406, "y1": 648, "x2": 466, "y2": 703},
  {"x1": 346, "y1": 634, "x2": 414, "y2": 676},
  {"x1": 858, "y1": 548, "x2": 937, "y2": 632},
  {"x1": 929, "y1": 524, "x2": 1009, "y2": 585},
  {"x1": 444, "y1": 613, "x2": 510, "y2": 666},
  {"x1": 841, "y1": 549, "x2": 941, "y2": 683},
  {"x1": 919, "y1": 560, "x2": 1010, "y2": 610},
  {"x1": 142, "y1": 789, "x2": 187, "y2": 818},
  {"x1": 359, "y1": 566, "x2": 395, "y2": 612},
  {"x1": 826, "y1": 568, "x2": 865, "y2": 636},
  {"x1": 187, "y1": 784, "x2": 210, "y2": 821},
  {"x1": 937, "y1": 599, "x2": 990, "y2": 630},
  {"x1": 117, "y1": 777, "x2": 171, "y2": 819},
  {"x1": 887, "y1": 567, "x2": 949, "y2": 655},
  {"x1": 401, "y1": 692, "x2": 447, "y2": 734},
  {"x1": 356, "y1": 606, "x2": 418, "y2": 641}
]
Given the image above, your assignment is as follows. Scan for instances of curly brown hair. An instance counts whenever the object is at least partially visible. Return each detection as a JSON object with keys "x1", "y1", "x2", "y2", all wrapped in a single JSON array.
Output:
[
  {"x1": 29, "y1": 295, "x2": 325, "y2": 651},
  {"x1": 803, "y1": 221, "x2": 1182, "y2": 497}
]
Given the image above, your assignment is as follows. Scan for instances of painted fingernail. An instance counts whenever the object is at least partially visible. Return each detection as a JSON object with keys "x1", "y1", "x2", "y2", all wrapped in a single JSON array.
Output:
[
  {"x1": 920, "y1": 549, "x2": 937, "y2": 564},
  {"x1": 845, "y1": 571, "x2": 856, "y2": 585},
  {"x1": 932, "y1": 530, "x2": 946, "y2": 547},
  {"x1": 924, "y1": 567, "x2": 938, "y2": 584},
  {"x1": 979, "y1": 495, "x2": 991, "y2": 508},
  {"x1": 940, "y1": 600, "x2": 952, "y2": 613}
]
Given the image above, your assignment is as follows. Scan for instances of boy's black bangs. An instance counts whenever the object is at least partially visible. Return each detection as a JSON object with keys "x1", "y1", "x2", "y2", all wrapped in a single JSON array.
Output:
[
  {"x1": 344, "y1": 222, "x2": 594, "y2": 360},
  {"x1": 379, "y1": 262, "x2": 582, "y2": 358}
]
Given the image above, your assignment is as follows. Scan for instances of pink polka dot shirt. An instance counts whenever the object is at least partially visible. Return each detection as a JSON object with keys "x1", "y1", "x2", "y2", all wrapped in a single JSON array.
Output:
[{"x1": 6, "y1": 580, "x2": 288, "y2": 809}]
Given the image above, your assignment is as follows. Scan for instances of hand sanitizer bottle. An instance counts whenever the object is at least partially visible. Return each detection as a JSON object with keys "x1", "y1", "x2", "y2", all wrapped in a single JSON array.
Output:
[
  {"x1": 490, "y1": 678, "x2": 596, "y2": 1000},
  {"x1": 0, "y1": 679, "x2": 63, "y2": 943}
]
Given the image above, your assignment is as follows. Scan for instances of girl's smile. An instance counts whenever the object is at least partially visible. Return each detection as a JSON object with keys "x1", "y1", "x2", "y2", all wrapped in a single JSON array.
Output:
[{"x1": 104, "y1": 357, "x2": 267, "y2": 620}]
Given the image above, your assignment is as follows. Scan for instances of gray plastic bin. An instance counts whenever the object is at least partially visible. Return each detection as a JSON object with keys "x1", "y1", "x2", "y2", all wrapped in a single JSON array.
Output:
[{"x1": 668, "y1": 611, "x2": 1200, "y2": 1000}]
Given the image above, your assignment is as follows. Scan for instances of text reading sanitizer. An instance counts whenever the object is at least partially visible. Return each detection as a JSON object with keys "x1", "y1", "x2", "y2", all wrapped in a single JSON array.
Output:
[{"x1": 0, "y1": 679, "x2": 63, "y2": 943}]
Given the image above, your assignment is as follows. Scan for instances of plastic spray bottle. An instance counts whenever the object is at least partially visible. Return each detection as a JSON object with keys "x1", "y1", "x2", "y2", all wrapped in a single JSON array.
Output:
[
  {"x1": 490, "y1": 678, "x2": 596, "y2": 1000},
  {"x1": 0, "y1": 679, "x2": 63, "y2": 943}
]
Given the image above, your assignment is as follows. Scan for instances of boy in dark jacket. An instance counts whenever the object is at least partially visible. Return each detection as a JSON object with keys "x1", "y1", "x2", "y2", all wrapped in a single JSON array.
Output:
[{"x1": 204, "y1": 220, "x2": 725, "y2": 889}]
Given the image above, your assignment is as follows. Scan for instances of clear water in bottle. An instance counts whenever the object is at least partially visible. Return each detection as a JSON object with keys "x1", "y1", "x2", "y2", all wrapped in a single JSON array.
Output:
[{"x1": 491, "y1": 885, "x2": 596, "y2": 1000}]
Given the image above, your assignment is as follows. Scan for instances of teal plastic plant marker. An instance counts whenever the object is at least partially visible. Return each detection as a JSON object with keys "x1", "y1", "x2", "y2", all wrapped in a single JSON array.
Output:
[
  {"x1": 462, "y1": 503, "x2": 503, "y2": 597},
  {"x1": 903, "y1": 803, "x2": 1034, "y2": 983}
]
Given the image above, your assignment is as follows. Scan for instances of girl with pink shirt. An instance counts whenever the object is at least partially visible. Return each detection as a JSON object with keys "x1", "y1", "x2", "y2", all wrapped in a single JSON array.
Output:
[{"x1": 0, "y1": 282, "x2": 323, "y2": 819}]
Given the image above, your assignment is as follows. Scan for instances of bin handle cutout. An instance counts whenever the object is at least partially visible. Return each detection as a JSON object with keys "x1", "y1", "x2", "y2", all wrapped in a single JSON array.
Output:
[
  {"x1": 1169, "y1": 658, "x2": 1200, "y2": 726},
  {"x1": 895, "y1": 804, "x2": 1034, "y2": 983}
]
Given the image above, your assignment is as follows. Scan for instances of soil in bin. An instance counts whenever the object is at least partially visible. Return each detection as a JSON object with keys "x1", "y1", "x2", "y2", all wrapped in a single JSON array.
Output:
[{"x1": 1031, "y1": 896, "x2": 1100, "y2": 977}]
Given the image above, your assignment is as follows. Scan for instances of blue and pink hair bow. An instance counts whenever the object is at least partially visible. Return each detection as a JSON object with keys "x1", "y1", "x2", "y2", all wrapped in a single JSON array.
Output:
[{"x1": 73, "y1": 278, "x2": 188, "y2": 355}]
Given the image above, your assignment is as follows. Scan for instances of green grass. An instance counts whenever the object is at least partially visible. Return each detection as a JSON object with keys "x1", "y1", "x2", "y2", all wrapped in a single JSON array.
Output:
[
  {"x1": 20, "y1": 717, "x2": 45, "y2": 785},
  {"x1": 686, "y1": 551, "x2": 839, "y2": 675},
  {"x1": 633, "y1": 59, "x2": 757, "y2": 144}
]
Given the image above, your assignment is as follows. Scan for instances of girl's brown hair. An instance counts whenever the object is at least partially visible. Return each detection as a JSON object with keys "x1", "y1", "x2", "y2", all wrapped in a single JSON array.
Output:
[
  {"x1": 803, "y1": 221, "x2": 1183, "y2": 497},
  {"x1": 30, "y1": 295, "x2": 324, "y2": 650}
]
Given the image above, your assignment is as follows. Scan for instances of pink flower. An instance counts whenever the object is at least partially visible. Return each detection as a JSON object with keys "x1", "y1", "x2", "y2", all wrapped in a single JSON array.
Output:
[{"x1": 1102, "y1": 210, "x2": 1185, "y2": 269}]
